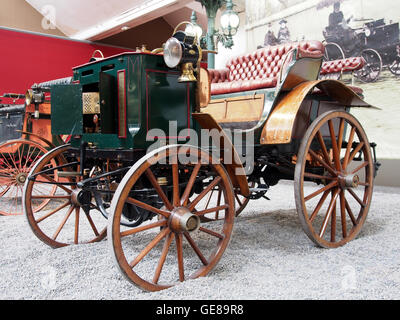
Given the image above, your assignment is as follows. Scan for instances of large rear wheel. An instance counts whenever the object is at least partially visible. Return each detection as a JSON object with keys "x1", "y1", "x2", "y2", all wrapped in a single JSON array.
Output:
[{"x1": 294, "y1": 111, "x2": 374, "y2": 248}]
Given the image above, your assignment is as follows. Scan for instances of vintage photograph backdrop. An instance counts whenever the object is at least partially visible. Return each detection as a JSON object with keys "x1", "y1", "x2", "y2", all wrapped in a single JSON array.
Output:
[
  {"x1": 242, "y1": 0, "x2": 400, "y2": 166},
  {"x1": 245, "y1": 0, "x2": 400, "y2": 49}
]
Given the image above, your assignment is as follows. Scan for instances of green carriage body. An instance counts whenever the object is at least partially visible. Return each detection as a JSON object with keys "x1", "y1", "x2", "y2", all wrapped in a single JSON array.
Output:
[{"x1": 51, "y1": 52, "x2": 199, "y2": 151}]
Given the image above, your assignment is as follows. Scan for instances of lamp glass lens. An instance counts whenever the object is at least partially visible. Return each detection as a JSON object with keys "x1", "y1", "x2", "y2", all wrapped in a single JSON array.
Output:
[
  {"x1": 164, "y1": 37, "x2": 183, "y2": 68},
  {"x1": 220, "y1": 13, "x2": 230, "y2": 29},
  {"x1": 229, "y1": 13, "x2": 240, "y2": 29},
  {"x1": 194, "y1": 25, "x2": 203, "y2": 39}
]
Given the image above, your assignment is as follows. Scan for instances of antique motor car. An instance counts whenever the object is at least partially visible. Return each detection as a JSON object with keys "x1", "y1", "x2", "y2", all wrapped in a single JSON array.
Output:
[
  {"x1": 0, "y1": 80, "x2": 72, "y2": 216},
  {"x1": 23, "y1": 23, "x2": 379, "y2": 291},
  {"x1": 323, "y1": 18, "x2": 400, "y2": 82}
]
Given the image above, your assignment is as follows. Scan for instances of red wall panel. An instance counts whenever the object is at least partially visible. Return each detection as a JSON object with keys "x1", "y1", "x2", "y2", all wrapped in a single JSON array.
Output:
[{"x1": 0, "y1": 27, "x2": 131, "y2": 99}]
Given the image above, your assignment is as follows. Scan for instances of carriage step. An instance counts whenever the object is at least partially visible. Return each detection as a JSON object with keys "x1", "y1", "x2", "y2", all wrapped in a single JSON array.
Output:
[{"x1": 58, "y1": 171, "x2": 81, "y2": 177}]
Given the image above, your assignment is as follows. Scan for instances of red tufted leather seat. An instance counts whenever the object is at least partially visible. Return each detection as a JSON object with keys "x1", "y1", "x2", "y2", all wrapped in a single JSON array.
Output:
[
  {"x1": 210, "y1": 40, "x2": 325, "y2": 95},
  {"x1": 320, "y1": 57, "x2": 365, "y2": 75}
]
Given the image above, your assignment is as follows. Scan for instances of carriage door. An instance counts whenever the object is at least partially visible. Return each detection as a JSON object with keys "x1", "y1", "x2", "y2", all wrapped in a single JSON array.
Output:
[{"x1": 99, "y1": 72, "x2": 117, "y2": 134}]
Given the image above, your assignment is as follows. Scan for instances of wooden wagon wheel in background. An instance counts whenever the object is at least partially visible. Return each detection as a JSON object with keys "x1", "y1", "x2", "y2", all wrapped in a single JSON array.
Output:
[
  {"x1": 108, "y1": 145, "x2": 235, "y2": 291},
  {"x1": 23, "y1": 144, "x2": 107, "y2": 248},
  {"x1": 354, "y1": 48, "x2": 382, "y2": 83},
  {"x1": 196, "y1": 182, "x2": 252, "y2": 222},
  {"x1": 0, "y1": 139, "x2": 53, "y2": 216},
  {"x1": 294, "y1": 111, "x2": 374, "y2": 248}
]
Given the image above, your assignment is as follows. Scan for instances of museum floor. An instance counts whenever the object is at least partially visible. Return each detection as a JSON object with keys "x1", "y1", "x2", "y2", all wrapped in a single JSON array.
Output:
[{"x1": 1, "y1": 181, "x2": 399, "y2": 300}]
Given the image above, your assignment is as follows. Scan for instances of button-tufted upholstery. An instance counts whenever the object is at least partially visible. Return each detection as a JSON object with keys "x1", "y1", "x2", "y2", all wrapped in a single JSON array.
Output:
[
  {"x1": 210, "y1": 40, "x2": 325, "y2": 95},
  {"x1": 320, "y1": 57, "x2": 365, "y2": 75}
]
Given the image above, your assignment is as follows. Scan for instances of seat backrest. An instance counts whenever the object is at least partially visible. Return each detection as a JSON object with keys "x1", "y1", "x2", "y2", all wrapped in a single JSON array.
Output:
[{"x1": 225, "y1": 40, "x2": 325, "y2": 82}]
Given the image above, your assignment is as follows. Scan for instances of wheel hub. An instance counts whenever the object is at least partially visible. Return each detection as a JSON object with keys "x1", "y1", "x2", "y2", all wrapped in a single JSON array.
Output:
[
  {"x1": 168, "y1": 207, "x2": 200, "y2": 233},
  {"x1": 339, "y1": 173, "x2": 360, "y2": 189},
  {"x1": 71, "y1": 189, "x2": 92, "y2": 207},
  {"x1": 15, "y1": 173, "x2": 27, "y2": 185}
]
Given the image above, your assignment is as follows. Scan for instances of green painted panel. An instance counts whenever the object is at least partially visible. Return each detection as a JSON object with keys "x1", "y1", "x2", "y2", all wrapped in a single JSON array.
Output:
[{"x1": 51, "y1": 84, "x2": 82, "y2": 135}]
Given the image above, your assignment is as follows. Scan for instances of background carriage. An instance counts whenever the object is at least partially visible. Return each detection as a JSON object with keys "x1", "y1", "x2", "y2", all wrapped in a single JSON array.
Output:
[
  {"x1": 0, "y1": 79, "x2": 72, "y2": 216},
  {"x1": 323, "y1": 18, "x2": 400, "y2": 82},
  {"x1": 21, "y1": 23, "x2": 379, "y2": 291}
]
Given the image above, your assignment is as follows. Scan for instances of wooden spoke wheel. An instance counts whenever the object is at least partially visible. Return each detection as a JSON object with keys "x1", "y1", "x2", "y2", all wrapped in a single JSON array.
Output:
[
  {"x1": 294, "y1": 111, "x2": 374, "y2": 248},
  {"x1": 23, "y1": 145, "x2": 107, "y2": 248},
  {"x1": 354, "y1": 49, "x2": 382, "y2": 83},
  {"x1": 388, "y1": 56, "x2": 400, "y2": 76},
  {"x1": 0, "y1": 139, "x2": 52, "y2": 216},
  {"x1": 108, "y1": 145, "x2": 235, "y2": 291}
]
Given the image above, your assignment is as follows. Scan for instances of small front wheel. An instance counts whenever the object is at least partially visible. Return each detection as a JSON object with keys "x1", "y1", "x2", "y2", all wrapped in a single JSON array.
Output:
[{"x1": 108, "y1": 145, "x2": 235, "y2": 291}]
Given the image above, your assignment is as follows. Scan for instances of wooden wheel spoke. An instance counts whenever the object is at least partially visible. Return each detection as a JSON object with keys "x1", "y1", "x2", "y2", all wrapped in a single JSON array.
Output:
[
  {"x1": 337, "y1": 118, "x2": 345, "y2": 151},
  {"x1": 351, "y1": 161, "x2": 369, "y2": 174},
  {"x1": 199, "y1": 226, "x2": 224, "y2": 239},
  {"x1": 328, "y1": 120, "x2": 342, "y2": 172},
  {"x1": 181, "y1": 163, "x2": 201, "y2": 206},
  {"x1": 84, "y1": 211, "x2": 100, "y2": 237},
  {"x1": 6, "y1": 151, "x2": 19, "y2": 172},
  {"x1": 319, "y1": 189, "x2": 340, "y2": 238},
  {"x1": 340, "y1": 190, "x2": 347, "y2": 238},
  {"x1": 304, "y1": 172, "x2": 336, "y2": 181},
  {"x1": 176, "y1": 233, "x2": 184, "y2": 282},
  {"x1": 204, "y1": 189, "x2": 214, "y2": 210},
  {"x1": 304, "y1": 180, "x2": 338, "y2": 202},
  {"x1": 0, "y1": 184, "x2": 12, "y2": 197},
  {"x1": 195, "y1": 204, "x2": 229, "y2": 217},
  {"x1": 215, "y1": 189, "x2": 222, "y2": 220},
  {"x1": 0, "y1": 155, "x2": 15, "y2": 171},
  {"x1": 347, "y1": 188, "x2": 367, "y2": 208},
  {"x1": 234, "y1": 193, "x2": 243, "y2": 207},
  {"x1": 31, "y1": 195, "x2": 71, "y2": 200},
  {"x1": 40, "y1": 173, "x2": 72, "y2": 194},
  {"x1": 344, "y1": 197, "x2": 358, "y2": 226},
  {"x1": 172, "y1": 163, "x2": 180, "y2": 207},
  {"x1": 145, "y1": 168, "x2": 173, "y2": 211},
  {"x1": 127, "y1": 197, "x2": 170, "y2": 218},
  {"x1": 342, "y1": 127, "x2": 356, "y2": 169},
  {"x1": 346, "y1": 142, "x2": 365, "y2": 169},
  {"x1": 74, "y1": 207, "x2": 80, "y2": 244},
  {"x1": 129, "y1": 227, "x2": 170, "y2": 268},
  {"x1": 188, "y1": 177, "x2": 222, "y2": 211},
  {"x1": 121, "y1": 219, "x2": 167, "y2": 237},
  {"x1": 316, "y1": 131, "x2": 333, "y2": 167},
  {"x1": 27, "y1": 149, "x2": 44, "y2": 171},
  {"x1": 36, "y1": 201, "x2": 71, "y2": 223},
  {"x1": 309, "y1": 190, "x2": 330, "y2": 222},
  {"x1": 308, "y1": 149, "x2": 337, "y2": 177},
  {"x1": 153, "y1": 232, "x2": 174, "y2": 284},
  {"x1": 52, "y1": 205, "x2": 74, "y2": 240},
  {"x1": 331, "y1": 193, "x2": 337, "y2": 242},
  {"x1": 184, "y1": 232, "x2": 208, "y2": 266}
]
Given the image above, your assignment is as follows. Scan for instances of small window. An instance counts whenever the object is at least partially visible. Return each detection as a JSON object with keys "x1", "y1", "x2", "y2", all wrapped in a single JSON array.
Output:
[{"x1": 117, "y1": 70, "x2": 127, "y2": 138}]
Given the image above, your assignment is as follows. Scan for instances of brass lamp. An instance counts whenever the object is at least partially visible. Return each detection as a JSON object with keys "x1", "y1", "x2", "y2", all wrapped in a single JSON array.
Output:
[{"x1": 163, "y1": 22, "x2": 201, "y2": 83}]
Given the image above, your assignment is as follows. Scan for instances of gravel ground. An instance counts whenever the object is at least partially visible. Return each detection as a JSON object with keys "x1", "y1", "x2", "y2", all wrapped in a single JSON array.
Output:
[{"x1": 0, "y1": 181, "x2": 399, "y2": 300}]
